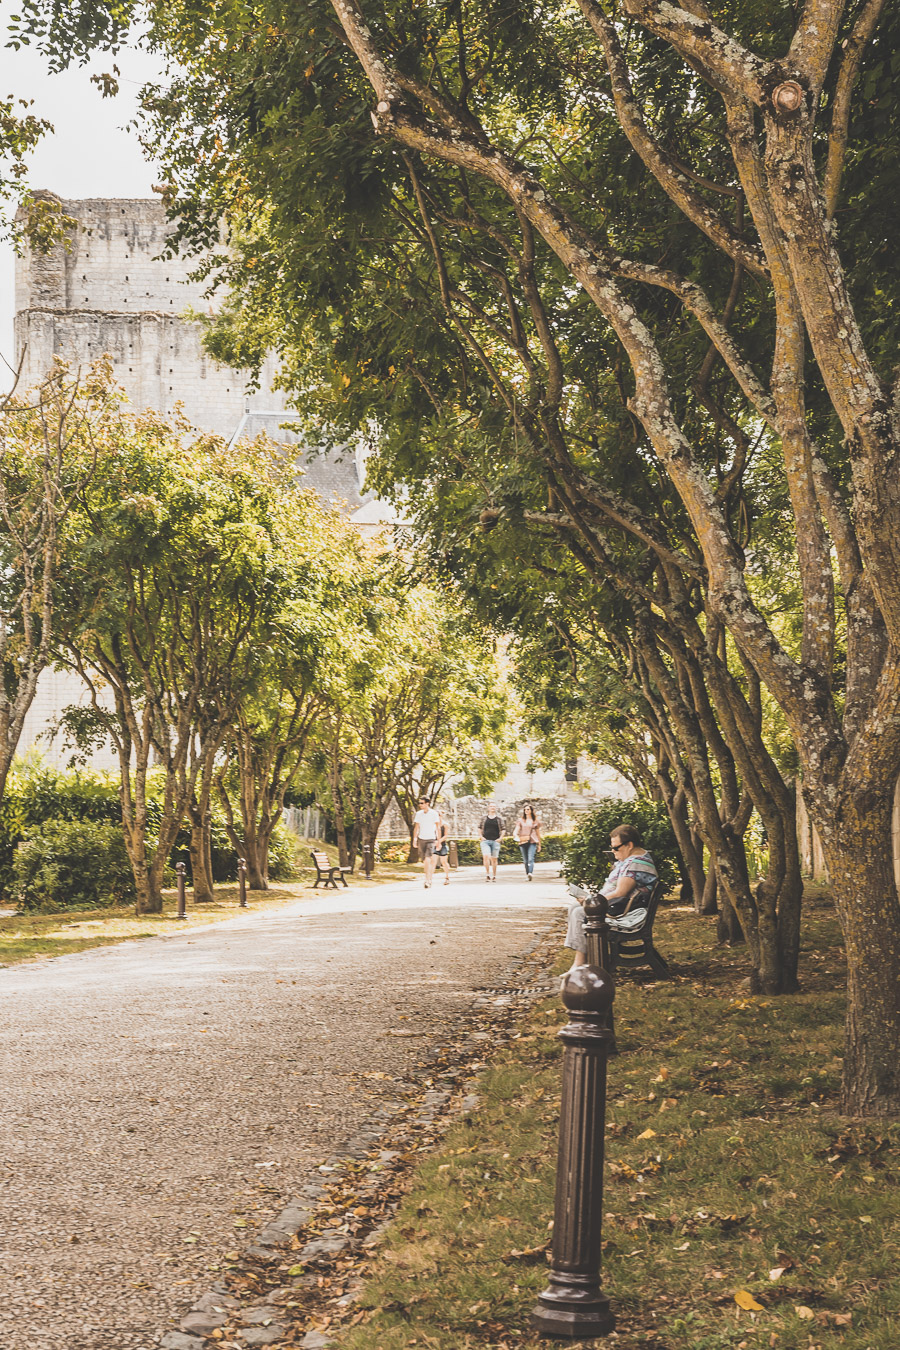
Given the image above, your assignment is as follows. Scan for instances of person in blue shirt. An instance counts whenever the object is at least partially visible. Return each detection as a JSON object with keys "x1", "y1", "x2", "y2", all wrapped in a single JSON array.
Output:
[{"x1": 564, "y1": 823, "x2": 658, "y2": 972}]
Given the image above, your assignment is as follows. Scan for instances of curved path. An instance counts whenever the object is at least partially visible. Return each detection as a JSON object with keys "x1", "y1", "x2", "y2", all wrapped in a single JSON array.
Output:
[{"x1": 0, "y1": 863, "x2": 565, "y2": 1350}]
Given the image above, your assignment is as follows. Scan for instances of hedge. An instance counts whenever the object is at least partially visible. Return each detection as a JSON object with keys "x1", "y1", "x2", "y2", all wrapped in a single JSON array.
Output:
[
  {"x1": 0, "y1": 762, "x2": 296, "y2": 906},
  {"x1": 13, "y1": 818, "x2": 136, "y2": 912},
  {"x1": 377, "y1": 832, "x2": 573, "y2": 866},
  {"x1": 562, "y1": 798, "x2": 679, "y2": 894}
]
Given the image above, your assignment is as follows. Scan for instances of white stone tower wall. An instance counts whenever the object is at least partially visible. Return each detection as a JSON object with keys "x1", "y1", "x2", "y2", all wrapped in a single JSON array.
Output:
[{"x1": 14, "y1": 193, "x2": 287, "y2": 437}]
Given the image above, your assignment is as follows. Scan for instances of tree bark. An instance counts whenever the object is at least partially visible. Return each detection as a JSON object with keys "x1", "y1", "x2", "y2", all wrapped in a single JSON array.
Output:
[
  {"x1": 188, "y1": 795, "x2": 215, "y2": 902},
  {"x1": 811, "y1": 789, "x2": 900, "y2": 1114}
]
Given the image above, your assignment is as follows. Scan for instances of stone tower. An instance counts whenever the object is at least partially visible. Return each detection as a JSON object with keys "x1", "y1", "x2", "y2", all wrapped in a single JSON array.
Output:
[{"x1": 14, "y1": 191, "x2": 368, "y2": 508}]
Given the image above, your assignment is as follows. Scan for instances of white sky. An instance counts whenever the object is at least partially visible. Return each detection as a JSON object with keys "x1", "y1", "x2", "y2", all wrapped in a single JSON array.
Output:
[{"x1": 1, "y1": 11, "x2": 163, "y2": 371}]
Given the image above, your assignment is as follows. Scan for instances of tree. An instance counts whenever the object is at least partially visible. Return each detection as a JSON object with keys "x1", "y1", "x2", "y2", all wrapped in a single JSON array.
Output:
[
  {"x1": 309, "y1": 563, "x2": 511, "y2": 868},
  {"x1": 57, "y1": 412, "x2": 292, "y2": 913},
  {"x1": 214, "y1": 491, "x2": 364, "y2": 889},
  {"x1": 129, "y1": 0, "x2": 900, "y2": 1113},
  {"x1": 0, "y1": 360, "x2": 102, "y2": 800}
]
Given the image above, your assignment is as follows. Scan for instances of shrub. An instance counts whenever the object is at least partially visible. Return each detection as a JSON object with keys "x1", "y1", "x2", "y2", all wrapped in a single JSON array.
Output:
[
  {"x1": 13, "y1": 818, "x2": 136, "y2": 912},
  {"x1": 563, "y1": 798, "x2": 679, "y2": 894},
  {"x1": 377, "y1": 832, "x2": 573, "y2": 866},
  {"x1": 266, "y1": 823, "x2": 299, "y2": 880},
  {"x1": 0, "y1": 762, "x2": 122, "y2": 900}
]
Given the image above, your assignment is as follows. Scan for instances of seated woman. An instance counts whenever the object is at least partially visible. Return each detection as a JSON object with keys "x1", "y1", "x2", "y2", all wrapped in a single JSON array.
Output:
[{"x1": 564, "y1": 823, "x2": 658, "y2": 972}]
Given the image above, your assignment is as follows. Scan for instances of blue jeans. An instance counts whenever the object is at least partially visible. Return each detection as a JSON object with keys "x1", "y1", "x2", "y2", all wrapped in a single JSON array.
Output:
[{"x1": 519, "y1": 841, "x2": 537, "y2": 875}]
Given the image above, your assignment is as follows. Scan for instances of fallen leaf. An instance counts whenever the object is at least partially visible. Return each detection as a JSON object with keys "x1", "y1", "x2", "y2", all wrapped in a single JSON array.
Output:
[
  {"x1": 636, "y1": 1128, "x2": 657, "y2": 1140},
  {"x1": 795, "y1": 1305, "x2": 815, "y2": 1319},
  {"x1": 505, "y1": 1245, "x2": 548, "y2": 1263},
  {"x1": 769, "y1": 1267, "x2": 786, "y2": 1281},
  {"x1": 734, "y1": 1290, "x2": 764, "y2": 1311}
]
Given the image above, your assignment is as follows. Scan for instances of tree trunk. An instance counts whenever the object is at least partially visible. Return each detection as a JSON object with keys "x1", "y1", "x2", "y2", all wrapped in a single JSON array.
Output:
[
  {"x1": 189, "y1": 796, "x2": 215, "y2": 902},
  {"x1": 659, "y1": 776, "x2": 705, "y2": 906},
  {"x1": 813, "y1": 792, "x2": 900, "y2": 1115},
  {"x1": 699, "y1": 864, "x2": 718, "y2": 916},
  {"x1": 256, "y1": 813, "x2": 276, "y2": 888},
  {"x1": 334, "y1": 812, "x2": 351, "y2": 870},
  {"x1": 716, "y1": 885, "x2": 744, "y2": 946},
  {"x1": 123, "y1": 831, "x2": 164, "y2": 915},
  {"x1": 244, "y1": 828, "x2": 268, "y2": 890}
]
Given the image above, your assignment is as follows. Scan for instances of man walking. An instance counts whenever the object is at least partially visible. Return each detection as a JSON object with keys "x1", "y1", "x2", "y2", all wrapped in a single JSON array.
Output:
[
  {"x1": 478, "y1": 802, "x2": 505, "y2": 882},
  {"x1": 412, "y1": 796, "x2": 441, "y2": 889}
]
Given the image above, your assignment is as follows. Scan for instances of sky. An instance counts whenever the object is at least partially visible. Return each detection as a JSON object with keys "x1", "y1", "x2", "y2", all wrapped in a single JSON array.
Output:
[{"x1": 1, "y1": 12, "x2": 163, "y2": 371}]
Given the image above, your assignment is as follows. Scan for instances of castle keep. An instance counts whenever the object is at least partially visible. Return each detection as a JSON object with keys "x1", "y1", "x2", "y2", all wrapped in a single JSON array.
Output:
[{"x1": 14, "y1": 192, "x2": 369, "y2": 509}]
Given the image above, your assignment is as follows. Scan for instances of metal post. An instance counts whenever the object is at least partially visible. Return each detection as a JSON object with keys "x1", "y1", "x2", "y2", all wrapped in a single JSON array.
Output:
[
  {"x1": 362, "y1": 844, "x2": 372, "y2": 880},
  {"x1": 176, "y1": 861, "x2": 187, "y2": 920},
  {"x1": 238, "y1": 858, "x2": 248, "y2": 907},
  {"x1": 584, "y1": 889, "x2": 616, "y2": 1048},
  {"x1": 531, "y1": 963, "x2": 616, "y2": 1340}
]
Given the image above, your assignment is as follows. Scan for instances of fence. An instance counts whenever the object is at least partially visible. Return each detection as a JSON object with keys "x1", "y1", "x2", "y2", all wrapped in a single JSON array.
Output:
[{"x1": 282, "y1": 805, "x2": 326, "y2": 840}]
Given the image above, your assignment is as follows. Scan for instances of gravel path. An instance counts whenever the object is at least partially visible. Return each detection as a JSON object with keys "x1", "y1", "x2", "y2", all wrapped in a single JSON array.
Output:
[{"x1": 0, "y1": 863, "x2": 566, "y2": 1350}]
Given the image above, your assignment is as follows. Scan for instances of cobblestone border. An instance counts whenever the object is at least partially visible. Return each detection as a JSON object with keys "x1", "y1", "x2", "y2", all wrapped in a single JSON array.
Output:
[{"x1": 156, "y1": 922, "x2": 562, "y2": 1349}]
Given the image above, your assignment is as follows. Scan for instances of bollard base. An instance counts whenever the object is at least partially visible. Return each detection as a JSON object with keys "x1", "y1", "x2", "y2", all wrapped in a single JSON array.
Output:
[{"x1": 531, "y1": 1273, "x2": 615, "y2": 1339}]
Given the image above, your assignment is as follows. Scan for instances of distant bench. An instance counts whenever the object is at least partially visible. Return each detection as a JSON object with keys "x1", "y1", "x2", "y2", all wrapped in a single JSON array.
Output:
[{"x1": 310, "y1": 849, "x2": 351, "y2": 889}]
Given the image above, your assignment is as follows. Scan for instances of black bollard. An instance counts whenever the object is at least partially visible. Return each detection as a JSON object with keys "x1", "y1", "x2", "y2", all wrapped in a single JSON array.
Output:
[
  {"x1": 531, "y1": 962, "x2": 616, "y2": 1340},
  {"x1": 238, "y1": 857, "x2": 248, "y2": 908},
  {"x1": 362, "y1": 844, "x2": 372, "y2": 880},
  {"x1": 584, "y1": 888, "x2": 616, "y2": 1050},
  {"x1": 176, "y1": 861, "x2": 187, "y2": 920}
]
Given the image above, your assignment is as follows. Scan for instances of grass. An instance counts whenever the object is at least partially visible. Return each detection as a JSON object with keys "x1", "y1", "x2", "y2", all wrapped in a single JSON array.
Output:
[
  {"x1": 326, "y1": 884, "x2": 900, "y2": 1350},
  {"x1": 0, "y1": 847, "x2": 419, "y2": 967}
]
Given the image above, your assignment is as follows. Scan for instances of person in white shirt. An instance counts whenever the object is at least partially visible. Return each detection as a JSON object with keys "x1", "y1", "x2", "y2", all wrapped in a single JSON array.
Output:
[{"x1": 412, "y1": 796, "x2": 441, "y2": 888}]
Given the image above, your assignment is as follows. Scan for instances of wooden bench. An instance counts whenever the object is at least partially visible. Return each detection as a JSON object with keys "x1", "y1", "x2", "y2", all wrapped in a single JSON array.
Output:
[
  {"x1": 606, "y1": 878, "x2": 670, "y2": 979},
  {"x1": 310, "y1": 849, "x2": 351, "y2": 889}
]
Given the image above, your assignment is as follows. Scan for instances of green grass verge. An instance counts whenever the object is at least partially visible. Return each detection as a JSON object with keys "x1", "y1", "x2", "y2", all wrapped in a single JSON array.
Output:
[{"x1": 328, "y1": 885, "x2": 900, "y2": 1350}]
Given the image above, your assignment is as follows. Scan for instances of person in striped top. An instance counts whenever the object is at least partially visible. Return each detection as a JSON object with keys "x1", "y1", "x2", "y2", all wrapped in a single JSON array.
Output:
[{"x1": 564, "y1": 823, "x2": 658, "y2": 971}]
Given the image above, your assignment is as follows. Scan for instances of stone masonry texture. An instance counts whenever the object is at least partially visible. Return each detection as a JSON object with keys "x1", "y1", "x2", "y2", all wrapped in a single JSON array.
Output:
[{"x1": 14, "y1": 193, "x2": 363, "y2": 508}]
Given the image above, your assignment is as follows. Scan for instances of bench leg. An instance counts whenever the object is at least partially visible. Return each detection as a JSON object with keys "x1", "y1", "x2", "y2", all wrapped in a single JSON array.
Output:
[
  {"x1": 646, "y1": 945, "x2": 670, "y2": 979},
  {"x1": 340, "y1": 873, "x2": 349, "y2": 888}
]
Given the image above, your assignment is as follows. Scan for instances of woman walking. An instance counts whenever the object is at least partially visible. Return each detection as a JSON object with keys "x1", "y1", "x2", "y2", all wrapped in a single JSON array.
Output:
[
  {"x1": 435, "y1": 804, "x2": 452, "y2": 885},
  {"x1": 514, "y1": 803, "x2": 542, "y2": 880}
]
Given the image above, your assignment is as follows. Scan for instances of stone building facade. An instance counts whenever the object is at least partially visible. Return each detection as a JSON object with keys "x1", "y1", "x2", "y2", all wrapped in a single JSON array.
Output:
[{"x1": 14, "y1": 192, "x2": 368, "y2": 509}]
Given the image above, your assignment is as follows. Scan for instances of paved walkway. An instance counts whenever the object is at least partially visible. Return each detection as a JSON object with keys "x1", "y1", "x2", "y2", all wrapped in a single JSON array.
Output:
[{"x1": 0, "y1": 863, "x2": 566, "y2": 1350}]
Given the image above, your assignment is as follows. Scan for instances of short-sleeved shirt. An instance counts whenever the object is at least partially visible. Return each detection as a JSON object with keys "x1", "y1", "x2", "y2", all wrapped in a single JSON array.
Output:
[
  {"x1": 601, "y1": 850, "x2": 657, "y2": 908},
  {"x1": 414, "y1": 808, "x2": 440, "y2": 841}
]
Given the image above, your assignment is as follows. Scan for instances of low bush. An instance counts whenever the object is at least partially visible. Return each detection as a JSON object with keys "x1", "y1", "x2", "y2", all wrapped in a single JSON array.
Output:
[
  {"x1": 13, "y1": 818, "x2": 136, "y2": 912},
  {"x1": 0, "y1": 763, "x2": 122, "y2": 899},
  {"x1": 1, "y1": 761, "x2": 298, "y2": 901},
  {"x1": 563, "y1": 797, "x2": 679, "y2": 893}
]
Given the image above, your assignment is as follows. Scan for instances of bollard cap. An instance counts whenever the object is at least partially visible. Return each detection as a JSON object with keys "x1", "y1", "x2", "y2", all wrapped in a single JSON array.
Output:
[{"x1": 561, "y1": 964, "x2": 614, "y2": 1015}]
